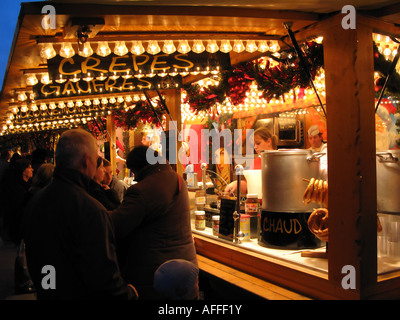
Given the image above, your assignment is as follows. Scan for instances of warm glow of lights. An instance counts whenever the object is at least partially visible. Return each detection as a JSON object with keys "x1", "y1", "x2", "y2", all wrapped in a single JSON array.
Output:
[
  {"x1": 206, "y1": 40, "x2": 219, "y2": 53},
  {"x1": 40, "y1": 43, "x2": 56, "y2": 60},
  {"x1": 219, "y1": 40, "x2": 232, "y2": 53},
  {"x1": 232, "y1": 40, "x2": 245, "y2": 53},
  {"x1": 192, "y1": 40, "x2": 205, "y2": 54},
  {"x1": 78, "y1": 42, "x2": 93, "y2": 57},
  {"x1": 96, "y1": 42, "x2": 111, "y2": 57},
  {"x1": 114, "y1": 41, "x2": 128, "y2": 56},
  {"x1": 59, "y1": 43, "x2": 75, "y2": 58},
  {"x1": 146, "y1": 41, "x2": 161, "y2": 55},
  {"x1": 162, "y1": 40, "x2": 176, "y2": 54},
  {"x1": 177, "y1": 40, "x2": 191, "y2": 54}
]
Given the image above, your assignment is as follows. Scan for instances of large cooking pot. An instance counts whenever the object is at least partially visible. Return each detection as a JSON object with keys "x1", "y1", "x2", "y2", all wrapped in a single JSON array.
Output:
[
  {"x1": 377, "y1": 150, "x2": 400, "y2": 213},
  {"x1": 261, "y1": 149, "x2": 322, "y2": 212}
]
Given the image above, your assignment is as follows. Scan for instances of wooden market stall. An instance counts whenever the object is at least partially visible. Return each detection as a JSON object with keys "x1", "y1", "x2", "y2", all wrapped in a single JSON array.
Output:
[{"x1": 1, "y1": 0, "x2": 400, "y2": 300}]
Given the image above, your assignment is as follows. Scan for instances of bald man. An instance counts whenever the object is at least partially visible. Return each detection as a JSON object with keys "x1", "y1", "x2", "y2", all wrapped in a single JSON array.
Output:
[{"x1": 23, "y1": 129, "x2": 137, "y2": 300}]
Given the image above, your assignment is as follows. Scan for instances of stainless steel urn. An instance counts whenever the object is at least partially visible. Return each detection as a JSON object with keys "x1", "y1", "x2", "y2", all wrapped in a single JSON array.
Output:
[
  {"x1": 377, "y1": 150, "x2": 400, "y2": 213},
  {"x1": 261, "y1": 149, "x2": 322, "y2": 212}
]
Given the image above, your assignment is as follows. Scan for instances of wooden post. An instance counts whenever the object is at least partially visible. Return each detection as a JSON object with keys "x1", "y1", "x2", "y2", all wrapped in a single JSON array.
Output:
[
  {"x1": 323, "y1": 14, "x2": 377, "y2": 298},
  {"x1": 164, "y1": 89, "x2": 183, "y2": 176},
  {"x1": 106, "y1": 114, "x2": 117, "y2": 175}
]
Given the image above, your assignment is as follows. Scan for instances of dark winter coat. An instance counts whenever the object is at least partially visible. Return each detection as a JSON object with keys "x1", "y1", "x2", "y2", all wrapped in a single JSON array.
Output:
[
  {"x1": 110, "y1": 163, "x2": 197, "y2": 299},
  {"x1": 23, "y1": 166, "x2": 135, "y2": 300}
]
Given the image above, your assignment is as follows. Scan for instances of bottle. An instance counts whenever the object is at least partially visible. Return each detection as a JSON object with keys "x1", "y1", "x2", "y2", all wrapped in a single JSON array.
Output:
[
  {"x1": 240, "y1": 214, "x2": 250, "y2": 241},
  {"x1": 195, "y1": 210, "x2": 206, "y2": 230},
  {"x1": 245, "y1": 194, "x2": 259, "y2": 216}
]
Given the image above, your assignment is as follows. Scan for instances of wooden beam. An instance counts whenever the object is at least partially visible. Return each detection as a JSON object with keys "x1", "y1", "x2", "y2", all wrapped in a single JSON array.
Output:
[
  {"x1": 164, "y1": 89, "x2": 182, "y2": 175},
  {"x1": 322, "y1": 13, "x2": 377, "y2": 299}
]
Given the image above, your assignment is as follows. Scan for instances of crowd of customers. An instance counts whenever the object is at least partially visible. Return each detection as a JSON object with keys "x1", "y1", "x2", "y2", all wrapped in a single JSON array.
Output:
[{"x1": 0, "y1": 128, "x2": 198, "y2": 300}]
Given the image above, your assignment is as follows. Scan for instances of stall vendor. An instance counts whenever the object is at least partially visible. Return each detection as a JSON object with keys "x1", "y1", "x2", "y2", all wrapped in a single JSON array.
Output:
[
  {"x1": 307, "y1": 125, "x2": 327, "y2": 153},
  {"x1": 224, "y1": 127, "x2": 277, "y2": 194}
]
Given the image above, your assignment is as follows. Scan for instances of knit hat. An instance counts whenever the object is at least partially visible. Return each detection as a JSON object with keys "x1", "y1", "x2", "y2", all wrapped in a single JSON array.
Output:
[{"x1": 153, "y1": 259, "x2": 199, "y2": 300}]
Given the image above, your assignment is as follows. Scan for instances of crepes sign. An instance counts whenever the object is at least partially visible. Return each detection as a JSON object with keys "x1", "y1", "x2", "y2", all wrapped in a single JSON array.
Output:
[{"x1": 33, "y1": 51, "x2": 231, "y2": 99}]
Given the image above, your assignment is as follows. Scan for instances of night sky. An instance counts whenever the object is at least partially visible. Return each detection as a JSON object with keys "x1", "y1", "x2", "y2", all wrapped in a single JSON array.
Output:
[{"x1": 0, "y1": 0, "x2": 43, "y2": 91}]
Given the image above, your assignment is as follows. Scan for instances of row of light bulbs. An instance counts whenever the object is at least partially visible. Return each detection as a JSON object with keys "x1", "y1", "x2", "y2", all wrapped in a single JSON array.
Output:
[
  {"x1": 9, "y1": 94, "x2": 148, "y2": 118},
  {"x1": 39, "y1": 39, "x2": 281, "y2": 60}
]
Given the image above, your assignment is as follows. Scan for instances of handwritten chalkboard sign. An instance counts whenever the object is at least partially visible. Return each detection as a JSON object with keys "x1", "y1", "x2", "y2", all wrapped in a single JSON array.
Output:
[
  {"x1": 218, "y1": 198, "x2": 236, "y2": 241},
  {"x1": 259, "y1": 210, "x2": 322, "y2": 249}
]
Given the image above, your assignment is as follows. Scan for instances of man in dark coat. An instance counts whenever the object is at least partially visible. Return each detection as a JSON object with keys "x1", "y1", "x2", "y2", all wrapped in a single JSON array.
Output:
[
  {"x1": 23, "y1": 129, "x2": 137, "y2": 300},
  {"x1": 110, "y1": 146, "x2": 197, "y2": 300}
]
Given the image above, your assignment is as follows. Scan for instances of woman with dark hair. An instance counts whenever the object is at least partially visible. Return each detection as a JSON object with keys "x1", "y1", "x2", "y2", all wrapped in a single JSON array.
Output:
[
  {"x1": 88, "y1": 156, "x2": 121, "y2": 210},
  {"x1": 110, "y1": 146, "x2": 197, "y2": 299}
]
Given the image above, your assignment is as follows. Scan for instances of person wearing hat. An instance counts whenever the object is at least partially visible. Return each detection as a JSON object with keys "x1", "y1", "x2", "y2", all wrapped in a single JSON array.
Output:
[
  {"x1": 153, "y1": 259, "x2": 199, "y2": 300},
  {"x1": 307, "y1": 125, "x2": 326, "y2": 153}
]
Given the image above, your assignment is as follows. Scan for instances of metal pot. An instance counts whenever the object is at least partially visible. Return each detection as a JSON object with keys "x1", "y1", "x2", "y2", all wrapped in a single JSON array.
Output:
[
  {"x1": 377, "y1": 150, "x2": 400, "y2": 214},
  {"x1": 261, "y1": 149, "x2": 322, "y2": 212}
]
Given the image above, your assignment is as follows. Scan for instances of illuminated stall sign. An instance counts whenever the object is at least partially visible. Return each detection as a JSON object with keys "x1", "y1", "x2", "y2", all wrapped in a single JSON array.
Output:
[{"x1": 33, "y1": 52, "x2": 231, "y2": 100}]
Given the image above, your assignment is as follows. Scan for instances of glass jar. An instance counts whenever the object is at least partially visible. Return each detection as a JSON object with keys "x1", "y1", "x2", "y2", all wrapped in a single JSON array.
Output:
[
  {"x1": 245, "y1": 194, "x2": 259, "y2": 216},
  {"x1": 195, "y1": 210, "x2": 206, "y2": 230},
  {"x1": 195, "y1": 189, "x2": 206, "y2": 210},
  {"x1": 212, "y1": 215, "x2": 220, "y2": 236}
]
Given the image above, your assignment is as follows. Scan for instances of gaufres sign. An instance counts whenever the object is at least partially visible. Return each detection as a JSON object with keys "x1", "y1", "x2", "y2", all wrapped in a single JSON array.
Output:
[{"x1": 33, "y1": 51, "x2": 231, "y2": 99}]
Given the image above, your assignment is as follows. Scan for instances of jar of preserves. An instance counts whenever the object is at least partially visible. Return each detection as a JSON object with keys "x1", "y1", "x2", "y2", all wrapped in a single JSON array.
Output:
[
  {"x1": 194, "y1": 210, "x2": 206, "y2": 230},
  {"x1": 195, "y1": 189, "x2": 206, "y2": 210},
  {"x1": 212, "y1": 215, "x2": 220, "y2": 236},
  {"x1": 245, "y1": 194, "x2": 259, "y2": 215}
]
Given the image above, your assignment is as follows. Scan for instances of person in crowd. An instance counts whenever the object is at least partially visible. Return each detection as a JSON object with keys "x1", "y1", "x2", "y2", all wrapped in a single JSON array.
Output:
[
  {"x1": 224, "y1": 127, "x2": 278, "y2": 194},
  {"x1": 2, "y1": 158, "x2": 33, "y2": 244},
  {"x1": 307, "y1": 124, "x2": 327, "y2": 153},
  {"x1": 102, "y1": 158, "x2": 128, "y2": 203},
  {"x1": 110, "y1": 146, "x2": 197, "y2": 300},
  {"x1": 23, "y1": 129, "x2": 138, "y2": 300},
  {"x1": 89, "y1": 156, "x2": 121, "y2": 210},
  {"x1": 25, "y1": 163, "x2": 55, "y2": 201},
  {"x1": 0, "y1": 148, "x2": 12, "y2": 182},
  {"x1": 31, "y1": 148, "x2": 49, "y2": 175},
  {"x1": 153, "y1": 259, "x2": 199, "y2": 300},
  {"x1": 14, "y1": 163, "x2": 55, "y2": 295}
]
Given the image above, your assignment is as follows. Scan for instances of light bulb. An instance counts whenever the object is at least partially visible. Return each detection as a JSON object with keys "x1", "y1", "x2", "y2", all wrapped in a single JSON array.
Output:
[
  {"x1": 146, "y1": 40, "x2": 161, "y2": 55},
  {"x1": 114, "y1": 41, "x2": 128, "y2": 56},
  {"x1": 257, "y1": 40, "x2": 269, "y2": 52},
  {"x1": 59, "y1": 43, "x2": 75, "y2": 58},
  {"x1": 383, "y1": 45, "x2": 391, "y2": 57},
  {"x1": 219, "y1": 40, "x2": 232, "y2": 53},
  {"x1": 245, "y1": 40, "x2": 258, "y2": 53},
  {"x1": 177, "y1": 40, "x2": 190, "y2": 54},
  {"x1": 269, "y1": 40, "x2": 280, "y2": 52},
  {"x1": 206, "y1": 40, "x2": 219, "y2": 53},
  {"x1": 162, "y1": 40, "x2": 176, "y2": 54},
  {"x1": 131, "y1": 41, "x2": 145, "y2": 55},
  {"x1": 25, "y1": 74, "x2": 38, "y2": 86},
  {"x1": 232, "y1": 40, "x2": 245, "y2": 53},
  {"x1": 40, "y1": 43, "x2": 56, "y2": 60},
  {"x1": 96, "y1": 42, "x2": 111, "y2": 57},
  {"x1": 78, "y1": 42, "x2": 93, "y2": 57},
  {"x1": 192, "y1": 40, "x2": 205, "y2": 54},
  {"x1": 40, "y1": 73, "x2": 51, "y2": 85}
]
